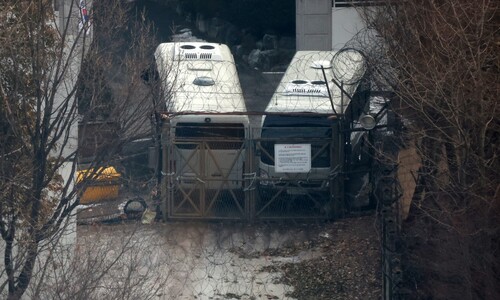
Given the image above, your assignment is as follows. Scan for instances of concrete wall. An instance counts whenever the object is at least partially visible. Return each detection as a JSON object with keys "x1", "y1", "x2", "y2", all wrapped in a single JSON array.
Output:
[
  {"x1": 331, "y1": 7, "x2": 365, "y2": 50},
  {"x1": 296, "y1": 0, "x2": 332, "y2": 50},
  {"x1": 53, "y1": 0, "x2": 81, "y2": 249},
  {"x1": 296, "y1": 0, "x2": 366, "y2": 51}
]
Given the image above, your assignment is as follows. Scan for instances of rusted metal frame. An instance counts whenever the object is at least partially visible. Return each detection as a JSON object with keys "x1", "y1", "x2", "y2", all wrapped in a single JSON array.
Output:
[
  {"x1": 204, "y1": 187, "x2": 245, "y2": 216},
  {"x1": 254, "y1": 137, "x2": 330, "y2": 218},
  {"x1": 228, "y1": 189, "x2": 245, "y2": 214},
  {"x1": 162, "y1": 122, "x2": 172, "y2": 220},
  {"x1": 257, "y1": 175, "x2": 301, "y2": 217},
  {"x1": 199, "y1": 141, "x2": 206, "y2": 214},
  {"x1": 170, "y1": 142, "x2": 204, "y2": 216},
  {"x1": 203, "y1": 142, "x2": 246, "y2": 216},
  {"x1": 330, "y1": 122, "x2": 344, "y2": 218},
  {"x1": 205, "y1": 188, "x2": 245, "y2": 217},
  {"x1": 173, "y1": 141, "x2": 202, "y2": 176},
  {"x1": 169, "y1": 136, "x2": 247, "y2": 218},
  {"x1": 204, "y1": 142, "x2": 245, "y2": 188},
  {"x1": 204, "y1": 188, "x2": 222, "y2": 215},
  {"x1": 256, "y1": 173, "x2": 317, "y2": 217},
  {"x1": 254, "y1": 187, "x2": 287, "y2": 217},
  {"x1": 310, "y1": 142, "x2": 330, "y2": 163},
  {"x1": 255, "y1": 184, "x2": 324, "y2": 219},
  {"x1": 256, "y1": 142, "x2": 274, "y2": 165},
  {"x1": 172, "y1": 185, "x2": 202, "y2": 216},
  {"x1": 255, "y1": 140, "x2": 298, "y2": 209},
  {"x1": 295, "y1": 185, "x2": 323, "y2": 211},
  {"x1": 244, "y1": 136, "x2": 256, "y2": 220}
]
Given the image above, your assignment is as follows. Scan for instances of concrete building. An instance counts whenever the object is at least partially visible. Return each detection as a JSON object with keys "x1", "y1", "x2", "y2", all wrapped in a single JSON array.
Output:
[{"x1": 296, "y1": 0, "x2": 368, "y2": 50}]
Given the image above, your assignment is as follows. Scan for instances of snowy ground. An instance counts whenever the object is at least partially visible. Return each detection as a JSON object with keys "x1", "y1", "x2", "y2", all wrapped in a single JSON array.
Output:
[{"x1": 77, "y1": 216, "x2": 380, "y2": 299}]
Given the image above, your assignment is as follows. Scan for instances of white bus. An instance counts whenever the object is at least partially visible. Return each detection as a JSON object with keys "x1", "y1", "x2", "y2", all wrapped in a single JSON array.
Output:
[
  {"x1": 259, "y1": 50, "x2": 368, "y2": 198},
  {"x1": 154, "y1": 42, "x2": 249, "y2": 190}
]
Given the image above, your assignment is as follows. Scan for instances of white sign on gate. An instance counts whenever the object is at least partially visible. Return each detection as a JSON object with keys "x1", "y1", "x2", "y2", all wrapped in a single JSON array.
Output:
[{"x1": 275, "y1": 144, "x2": 311, "y2": 173}]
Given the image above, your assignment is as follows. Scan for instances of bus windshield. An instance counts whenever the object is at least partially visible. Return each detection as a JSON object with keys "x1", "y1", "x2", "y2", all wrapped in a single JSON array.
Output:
[
  {"x1": 175, "y1": 122, "x2": 245, "y2": 149},
  {"x1": 260, "y1": 115, "x2": 334, "y2": 167}
]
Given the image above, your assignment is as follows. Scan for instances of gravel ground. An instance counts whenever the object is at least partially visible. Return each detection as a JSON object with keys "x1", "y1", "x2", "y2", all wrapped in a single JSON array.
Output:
[{"x1": 258, "y1": 216, "x2": 381, "y2": 300}]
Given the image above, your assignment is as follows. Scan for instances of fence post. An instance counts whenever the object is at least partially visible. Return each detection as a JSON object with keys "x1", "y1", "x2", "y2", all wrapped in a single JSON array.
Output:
[
  {"x1": 330, "y1": 120, "x2": 345, "y2": 218},
  {"x1": 244, "y1": 127, "x2": 256, "y2": 221},
  {"x1": 160, "y1": 120, "x2": 171, "y2": 221}
]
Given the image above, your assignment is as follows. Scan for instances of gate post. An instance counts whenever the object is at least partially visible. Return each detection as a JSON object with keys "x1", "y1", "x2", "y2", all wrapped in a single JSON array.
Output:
[
  {"x1": 160, "y1": 120, "x2": 171, "y2": 221},
  {"x1": 244, "y1": 129, "x2": 256, "y2": 221},
  {"x1": 330, "y1": 120, "x2": 345, "y2": 218}
]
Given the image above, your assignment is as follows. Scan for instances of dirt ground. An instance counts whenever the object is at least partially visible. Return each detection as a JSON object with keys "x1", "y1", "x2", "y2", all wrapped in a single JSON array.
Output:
[{"x1": 257, "y1": 216, "x2": 381, "y2": 300}]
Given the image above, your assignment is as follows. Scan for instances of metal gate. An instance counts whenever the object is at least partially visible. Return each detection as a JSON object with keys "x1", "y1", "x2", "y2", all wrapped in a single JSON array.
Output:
[
  {"x1": 162, "y1": 123, "x2": 248, "y2": 219},
  {"x1": 161, "y1": 123, "x2": 347, "y2": 220},
  {"x1": 253, "y1": 132, "x2": 337, "y2": 219}
]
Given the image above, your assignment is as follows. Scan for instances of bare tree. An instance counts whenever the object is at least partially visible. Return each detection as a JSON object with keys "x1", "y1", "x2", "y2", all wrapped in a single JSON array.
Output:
[
  {"x1": 0, "y1": 0, "x2": 160, "y2": 298},
  {"x1": 23, "y1": 223, "x2": 173, "y2": 300},
  {"x1": 358, "y1": 0, "x2": 500, "y2": 298}
]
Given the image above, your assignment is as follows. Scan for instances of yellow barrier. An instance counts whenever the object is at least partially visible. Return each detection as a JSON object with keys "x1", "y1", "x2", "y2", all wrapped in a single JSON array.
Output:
[{"x1": 77, "y1": 167, "x2": 121, "y2": 204}]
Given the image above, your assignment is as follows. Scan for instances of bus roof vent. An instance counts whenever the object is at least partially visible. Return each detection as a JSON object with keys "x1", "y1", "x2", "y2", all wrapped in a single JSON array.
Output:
[
  {"x1": 199, "y1": 52, "x2": 213, "y2": 60},
  {"x1": 184, "y1": 52, "x2": 198, "y2": 59},
  {"x1": 176, "y1": 44, "x2": 223, "y2": 61},
  {"x1": 284, "y1": 80, "x2": 329, "y2": 97}
]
